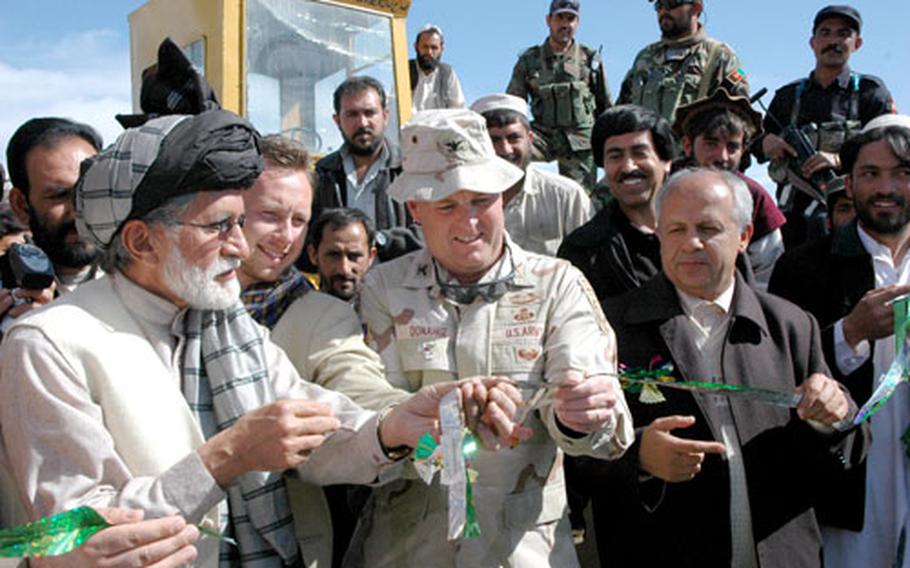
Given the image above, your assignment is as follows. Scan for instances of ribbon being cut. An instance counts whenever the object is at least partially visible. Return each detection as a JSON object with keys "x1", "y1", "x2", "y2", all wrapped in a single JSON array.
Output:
[
  {"x1": 413, "y1": 389, "x2": 481, "y2": 540},
  {"x1": 0, "y1": 508, "x2": 232, "y2": 558},
  {"x1": 853, "y1": 296, "x2": 910, "y2": 425}
]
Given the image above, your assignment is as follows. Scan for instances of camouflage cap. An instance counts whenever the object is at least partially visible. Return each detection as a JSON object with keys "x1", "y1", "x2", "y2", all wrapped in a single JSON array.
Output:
[
  {"x1": 673, "y1": 88, "x2": 763, "y2": 140},
  {"x1": 549, "y1": 0, "x2": 579, "y2": 16},
  {"x1": 387, "y1": 109, "x2": 524, "y2": 203}
]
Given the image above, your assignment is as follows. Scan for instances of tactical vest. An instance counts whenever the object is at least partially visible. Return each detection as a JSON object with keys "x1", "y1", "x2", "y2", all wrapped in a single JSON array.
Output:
[
  {"x1": 408, "y1": 59, "x2": 456, "y2": 109},
  {"x1": 625, "y1": 38, "x2": 726, "y2": 123},
  {"x1": 769, "y1": 72, "x2": 862, "y2": 185},
  {"x1": 522, "y1": 42, "x2": 599, "y2": 130},
  {"x1": 793, "y1": 72, "x2": 862, "y2": 152}
]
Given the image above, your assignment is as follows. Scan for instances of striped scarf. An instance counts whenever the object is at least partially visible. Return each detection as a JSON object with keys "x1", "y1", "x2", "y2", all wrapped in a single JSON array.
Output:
[
  {"x1": 241, "y1": 267, "x2": 312, "y2": 330},
  {"x1": 183, "y1": 303, "x2": 302, "y2": 567}
]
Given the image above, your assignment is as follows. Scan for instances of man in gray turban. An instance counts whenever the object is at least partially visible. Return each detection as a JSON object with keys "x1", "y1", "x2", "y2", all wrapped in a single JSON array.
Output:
[{"x1": 0, "y1": 109, "x2": 526, "y2": 568}]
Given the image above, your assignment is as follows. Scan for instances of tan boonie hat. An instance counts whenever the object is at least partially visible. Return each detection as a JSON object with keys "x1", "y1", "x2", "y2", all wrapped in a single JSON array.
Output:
[
  {"x1": 387, "y1": 109, "x2": 524, "y2": 202},
  {"x1": 470, "y1": 93, "x2": 529, "y2": 117},
  {"x1": 673, "y1": 87, "x2": 763, "y2": 140}
]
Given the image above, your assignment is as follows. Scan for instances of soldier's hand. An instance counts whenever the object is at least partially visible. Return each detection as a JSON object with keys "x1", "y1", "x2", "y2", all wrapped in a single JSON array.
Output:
[
  {"x1": 842, "y1": 284, "x2": 910, "y2": 348},
  {"x1": 551, "y1": 370, "x2": 620, "y2": 434},
  {"x1": 379, "y1": 377, "x2": 526, "y2": 451},
  {"x1": 762, "y1": 133, "x2": 798, "y2": 162},
  {"x1": 639, "y1": 415, "x2": 726, "y2": 483},
  {"x1": 30, "y1": 509, "x2": 199, "y2": 568},
  {"x1": 796, "y1": 373, "x2": 850, "y2": 426},
  {"x1": 801, "y1": 151, "x2": 839, "y2": 178},
  {"x1": 199, "y1": 400, "x2": 339, "y2": 487},
  {"x1": 469, "y1": 377, "x2": 531, "y2": 450}
]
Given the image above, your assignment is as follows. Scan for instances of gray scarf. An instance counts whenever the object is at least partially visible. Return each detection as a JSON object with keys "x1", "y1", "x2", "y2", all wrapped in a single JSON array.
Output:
[{"x1": 183, "y1": 303, "x2": 301, "y2": 567}]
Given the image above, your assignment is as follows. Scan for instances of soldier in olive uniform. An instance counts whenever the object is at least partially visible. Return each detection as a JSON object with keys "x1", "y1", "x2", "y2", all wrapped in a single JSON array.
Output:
[
  {"x1": 753, "y1": 5, "x2": 896, "y2": 248},
  {"x1": 507, "y1": 0, "x2": 611, "y2": 193},
  {"x1": 618, "y1": 0, "x2": 749, "y2": 125},
  {"x1": 349, "y1": 109, "x2": 633, "y2": 567}
]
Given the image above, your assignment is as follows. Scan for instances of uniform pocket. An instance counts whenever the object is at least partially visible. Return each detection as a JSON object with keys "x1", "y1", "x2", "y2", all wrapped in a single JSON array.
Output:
[{"x1": 504, "y1": 480, "x2": 568, "y2": 529}]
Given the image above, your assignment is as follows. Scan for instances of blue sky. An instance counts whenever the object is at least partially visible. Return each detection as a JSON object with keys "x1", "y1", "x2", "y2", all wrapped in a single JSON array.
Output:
[{"x1": 0, "y1": 0, "x2": 907, "y2": 181}]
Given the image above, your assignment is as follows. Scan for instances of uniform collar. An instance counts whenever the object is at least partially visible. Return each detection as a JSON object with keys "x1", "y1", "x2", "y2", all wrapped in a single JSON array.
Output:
[
  {"x1": 542, "y1": 36, "x2": 580, "y2": 59},
  {"x1": 401, "y1": 234, "x2": 534, "y2": 293},
  {"x1": 809, "y1": 66, "x2": 854, "y2": 90}
]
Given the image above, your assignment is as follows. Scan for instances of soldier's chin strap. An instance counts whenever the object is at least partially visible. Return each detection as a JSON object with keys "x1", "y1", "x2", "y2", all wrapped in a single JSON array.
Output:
[{"x1": 435, "y1": 251, "x2": 516, "y2": 305}]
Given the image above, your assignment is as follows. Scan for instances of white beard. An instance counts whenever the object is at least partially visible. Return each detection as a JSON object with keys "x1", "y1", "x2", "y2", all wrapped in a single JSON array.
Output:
[{"x1": 163, "y1": 245, "x2": 241, "y2": 310}]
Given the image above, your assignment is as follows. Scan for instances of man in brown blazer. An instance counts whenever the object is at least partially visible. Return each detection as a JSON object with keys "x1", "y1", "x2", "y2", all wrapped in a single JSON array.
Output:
[{"x1": 588, "y1": 168, "x2": 867, "y2": 568}]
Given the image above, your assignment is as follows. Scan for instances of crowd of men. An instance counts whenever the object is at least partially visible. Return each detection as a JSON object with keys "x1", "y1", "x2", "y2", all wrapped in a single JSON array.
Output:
[{"x1": 0, "y1": 0, "x2": 906, "y2": 567}]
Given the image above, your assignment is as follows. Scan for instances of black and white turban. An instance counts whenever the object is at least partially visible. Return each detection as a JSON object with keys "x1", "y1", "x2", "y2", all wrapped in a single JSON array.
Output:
[{"x1": 76, "y1": 109, "x2": 262, "y2": 249}]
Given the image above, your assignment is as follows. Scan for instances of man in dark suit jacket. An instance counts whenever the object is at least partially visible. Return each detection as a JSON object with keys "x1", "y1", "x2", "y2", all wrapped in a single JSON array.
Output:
[
  {"x1": 768, "y1": 117, "x2": 910, "y2": 567},
  {"x1": 590, "y1": 168, "x2": 866, "y2": 568}
]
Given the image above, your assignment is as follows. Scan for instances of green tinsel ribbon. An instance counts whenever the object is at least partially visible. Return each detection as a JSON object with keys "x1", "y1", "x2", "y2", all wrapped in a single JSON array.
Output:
[
  {"x1": 0, "y1": 507, "x2": 234, "y2": 558},
  {"x1": 413, "y1": 431, "x2": 481, "y2": 538},
  {"x1": 854, "y1": 297, "x2": 910, "y2": 425},
  {"x1": 618, "y1": 365, "x2": 801, "y2": 407}
]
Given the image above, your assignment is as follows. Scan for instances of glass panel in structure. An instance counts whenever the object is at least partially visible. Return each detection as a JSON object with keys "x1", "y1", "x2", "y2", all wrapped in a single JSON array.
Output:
[{"x1": 246, "y1": 0, "x2": 399, "y2": 155}]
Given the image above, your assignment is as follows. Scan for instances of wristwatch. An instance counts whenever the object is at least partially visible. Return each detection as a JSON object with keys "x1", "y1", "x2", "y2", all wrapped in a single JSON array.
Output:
[{"x1": 376, "y1": 405, "x2": 413, "y2": 461}]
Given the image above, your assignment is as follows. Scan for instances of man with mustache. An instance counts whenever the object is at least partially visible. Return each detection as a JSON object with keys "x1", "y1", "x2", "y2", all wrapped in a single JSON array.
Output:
[
  {"x1": 559, "y1": 105, "x2": 674, "y2": 301},
  {"x1": 506, "y1": 0, "x2": 610, "y2": 192},
  {"x1": 408, "y1": 24, "x2": 465, "y2": 112},
  {"x1": 0, "y1": 109, "x2": 525, "y2": 568},
  {"x1": 471, "y1": 93, "x2": 592, "y2": 256},
  {"x1": 618, "y1": 0, "x2": 749, "y2": 125},
  {"x1": 312, "y1": 76, "x2": 420, "y2": 263},
  {"x1": 769, "y1": 117, "x2": 910, "y2": 568},
  {"x1": 0, "y1": 118, "x2": 103, "y2": 324},
  {"x1": 754, "y1": 5, "x2": 896, "y2": 248},
  {"x1": 307, "y1": 207, "x2": 377, "y2": 306}
]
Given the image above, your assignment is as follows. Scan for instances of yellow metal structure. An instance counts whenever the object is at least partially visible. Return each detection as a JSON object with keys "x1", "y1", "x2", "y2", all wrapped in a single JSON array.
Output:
[{"x1": 128, "y1": 0, "x2": 412, "y2": 153}]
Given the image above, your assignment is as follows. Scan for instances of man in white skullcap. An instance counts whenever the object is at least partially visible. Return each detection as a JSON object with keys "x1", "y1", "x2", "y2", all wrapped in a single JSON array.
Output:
[{"x1": 471, "y1": 94, "x2": 593, "y2": 256}]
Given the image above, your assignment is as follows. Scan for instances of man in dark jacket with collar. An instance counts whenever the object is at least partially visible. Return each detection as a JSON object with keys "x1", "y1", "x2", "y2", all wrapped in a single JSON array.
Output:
[
  {"x1": 311, "y1": 76, "x2": 421, "y2": 262},
  {"x1": 590, "y1": 167, "x2": 865, "y2": 568},
  {"x1": 768, "y1": 116, "x2": 910, "y2": 568}
]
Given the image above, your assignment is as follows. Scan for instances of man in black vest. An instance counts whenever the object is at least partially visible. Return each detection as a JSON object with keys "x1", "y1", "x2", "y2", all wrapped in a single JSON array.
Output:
[
  {"x1": 753, "y1": 5, "x2": 896, "y2": 248},
  {"x1": 408, "y1": 24, "x2": 465, "y2": 112}
]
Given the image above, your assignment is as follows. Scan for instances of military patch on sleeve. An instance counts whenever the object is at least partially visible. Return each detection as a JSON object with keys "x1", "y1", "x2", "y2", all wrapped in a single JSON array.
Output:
[
  {"x1": 577, "y1": 276, "x2": 611, "y2": 335},
  {"x1": 727, "y1": 67, "x2": 746, "y2": 84}
]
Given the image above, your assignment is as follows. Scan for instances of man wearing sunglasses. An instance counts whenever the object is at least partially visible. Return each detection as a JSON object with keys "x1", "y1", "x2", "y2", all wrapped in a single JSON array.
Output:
[{"x1": 618, "y1": 0, "x2": 749, "y2": 125}]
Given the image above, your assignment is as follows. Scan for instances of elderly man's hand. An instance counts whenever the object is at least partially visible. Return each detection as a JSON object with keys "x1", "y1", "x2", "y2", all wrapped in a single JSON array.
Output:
[
  {"x1": 199, "y1": 400, "x2": 340, "y2": 487},
  {"x1": 378, "y1": 377, "x2": 527, "y2": 451},
  {"x1": 639, "y1": 416, "x2": 727, "y2": 483},
  {"x1": 796, "y1": 373, "x2": 851, "y2": 426},
  {"x1": 30, "y1": 509, "x2": 198, "y2": 568},
  {"x1": 551, "y1": 370, "x2": 621, "y2": 435}
]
